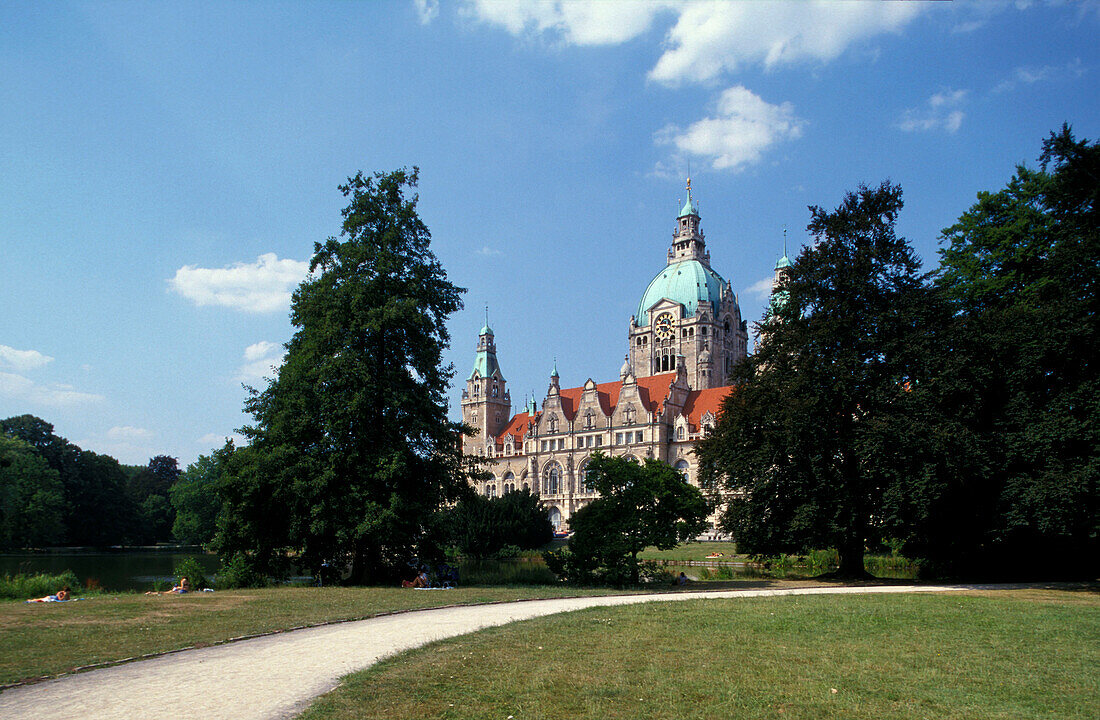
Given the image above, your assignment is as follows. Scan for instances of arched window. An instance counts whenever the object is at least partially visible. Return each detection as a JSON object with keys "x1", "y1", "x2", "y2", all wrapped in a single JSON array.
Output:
[
  {"x1": 492, "y1": 384, "x2": 499, "y2": 397},
  {"x1": 676, "y1": 425, "x2": 685, "y2": 440},
  {"x1": 548, "y1": 506, "x2": 562, "y2": 530},
  {"x1": 548, "y1": 416, "x2": 558, "y2": 433},
  {"x1": 579, "y1": 460, "x2": 595, "y2": 492},
  {"x1": 503, "y1": 471, "x2": 514, "y2": 494},
  {"x1": 544, "y1": 463, "x2": 562, "y2": 495},
  {"x1": 584, "y1": 410, "x2": 595, "y2": 429},
  {"x1": 674, "y1": 460, "x2": 690, "y2": 483}
]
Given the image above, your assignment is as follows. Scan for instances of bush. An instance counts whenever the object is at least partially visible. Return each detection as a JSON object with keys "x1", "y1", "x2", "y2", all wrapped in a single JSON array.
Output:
[
  {"x1": 638, "y1": 560, "x2": 677, "y2": 585},
  {"x1": 0, "y1": 570, "x2": 80, "y2": 600},
  {"x1": 172, "y1": 556, "x2": 209, "y2": 589},
  {"x1": 215, "y1": 553, "x2": 268, "y2": 589}
]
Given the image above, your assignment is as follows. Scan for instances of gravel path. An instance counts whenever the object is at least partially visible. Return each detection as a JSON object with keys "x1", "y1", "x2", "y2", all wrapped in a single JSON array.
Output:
[{"x1": 1, "y1": 584, "x2": 963, "y2": 720}]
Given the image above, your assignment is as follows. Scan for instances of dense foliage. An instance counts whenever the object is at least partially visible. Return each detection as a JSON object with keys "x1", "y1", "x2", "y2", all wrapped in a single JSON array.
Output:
[
  {"x1": 922, "y1": 126, "x2": 1098, "y2": 576},
  {"x1": 446, "y1": 487, "x2": 554, "y2": 559},
  {"x1": 698, "y1": 181, "x2": 931, "y2": 577},
  {"x1": 551, "y1": 454, "x2": 709, "y2": 585},
  {"x1": 212, "y1": 168, "x2": 477, "y2": 584},
  {"x1": 1, "y1": 415, "x2": 137, "y2": 546},
  {"x1": 0, "y1": 415, "x2": 203, "y2": 549},
  {"x1": 699, "y1": 128, "x2": 1098, "y2": 579},
  {"x1": 0, "y1": 435, "x2": 65, "y2": 548},
  {"x1": 170, "y1": 444, "x2": 232, "y2": 545}
]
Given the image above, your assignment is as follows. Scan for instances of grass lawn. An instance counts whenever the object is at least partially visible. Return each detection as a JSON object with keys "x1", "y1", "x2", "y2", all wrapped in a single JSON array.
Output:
[
  {"x1": 299, "y1": 587, "x2": 1099, "y2": 720},
  {"x1": 0, "y1": 585, "x2": 656, "y2": 686},
  {"x1": 637, "y1": 542, "x2": 745, "y2": 562}
]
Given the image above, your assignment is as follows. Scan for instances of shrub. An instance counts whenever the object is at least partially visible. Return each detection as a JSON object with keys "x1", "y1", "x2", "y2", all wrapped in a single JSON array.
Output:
[
  {"x1": 639, "y1": 560, "x2": 677, "y2": 585},
  {"x1": 215, "y1": 553, "x2": 268, "y2": 589},
  {"x1": 0, "y1": 570, "x2": 80, "y2": 600}
]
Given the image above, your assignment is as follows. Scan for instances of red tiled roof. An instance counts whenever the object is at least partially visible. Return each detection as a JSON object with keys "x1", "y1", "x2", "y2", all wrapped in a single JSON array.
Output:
[
  {"x1": 681, "y1": 386, "x2": 733, "y2": 432},
  {"x1": 555, "y1": 372, "x2": 678, "y2": 422},
  {"x1": 493, "y1": 374, "x2": 733, "y2": 444},
  {"x1": 497, "y1": 411, "x2": 536, "y2": 445}
]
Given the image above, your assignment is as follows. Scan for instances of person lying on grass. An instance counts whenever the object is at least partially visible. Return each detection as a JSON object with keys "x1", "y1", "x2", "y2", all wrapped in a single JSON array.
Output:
[
  {"x1": 146, "y1": 577, "x2": 192, "y2": 595},
  {"x1": 26, "y1": 586, "x2": 72, "y2": 603}
]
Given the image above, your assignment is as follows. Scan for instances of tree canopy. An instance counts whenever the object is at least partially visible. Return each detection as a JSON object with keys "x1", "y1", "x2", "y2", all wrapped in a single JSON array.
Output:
[
  {"x1": 924, "y1": 126, "x2": 1099, "y2": 575},
  {"x1": 445, "y1": 487, "x2": 553, "y2": 559},
  {"x1": 698, "y1": 182, "x2": 934, "y2": 578},
  {"x1": 0, "y1": 435, "x2": 65, "y2": 548},
  {"x1": 561, "y1": 453, "x2": 709, "y2": 585},
  {"x1": 213, "y1": 168, "x2": 475, "y2": 583}
]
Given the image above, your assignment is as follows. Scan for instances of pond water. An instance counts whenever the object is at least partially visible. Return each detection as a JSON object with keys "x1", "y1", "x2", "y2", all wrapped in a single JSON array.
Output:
[{"x1": 0, "y1": 549, "x2": 222, "y2": 592}]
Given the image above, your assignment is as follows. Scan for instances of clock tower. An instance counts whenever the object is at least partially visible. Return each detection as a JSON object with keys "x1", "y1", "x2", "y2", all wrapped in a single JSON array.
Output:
[{"x1": 628, "y1": 180, "x2": 748, "y2": 388}]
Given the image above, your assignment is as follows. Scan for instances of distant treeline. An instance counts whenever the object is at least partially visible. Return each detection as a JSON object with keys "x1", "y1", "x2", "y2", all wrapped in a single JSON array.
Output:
[{"x1": 0, "y1": 415, "x2": 220, "y2": 549}]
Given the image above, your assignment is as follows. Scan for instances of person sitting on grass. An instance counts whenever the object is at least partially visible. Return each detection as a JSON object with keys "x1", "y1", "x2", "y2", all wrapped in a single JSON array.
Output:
[{"x1": 26, "y1": 586, "x2": 71, "y2": 603}]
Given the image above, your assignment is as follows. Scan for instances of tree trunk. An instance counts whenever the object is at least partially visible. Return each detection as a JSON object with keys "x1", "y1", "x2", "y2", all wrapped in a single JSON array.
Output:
[{"x1": 835, "y1": 540, "x2": 869, "y2": 580}]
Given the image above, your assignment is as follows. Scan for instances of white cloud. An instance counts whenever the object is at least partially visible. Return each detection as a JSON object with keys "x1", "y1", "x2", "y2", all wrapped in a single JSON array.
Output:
[
  {"x1": 649, "y1": 1, "x2": 924, "y2": 85},
  {"x1": 994, "y1": 60, "x2": 1086, "y2": 93},
  {"x1": 898, "y1": 89, "x2": 967, "y2": 133},
  {"x1": 237, "y1": 341, "x2": 285, "y2": 384},
  {"x1": 414, "y1": 0, "x2": 439, "y2": 24},
  {"x1": 0, "y1": 345, "x2": 54, "y2": 372},
  {"x1": 463, "y1": 0, "x2": 675, "y2": 46},
  {"x1": 107, "y1": 425, "x2": 153, "y2": 441},
  {"x1": 0, "y1": 370, "x2": 105, "y2": 406},
  {"x1": 656, "y1": 86, "x2": 804, "y2": 171},
  {"x1": 742, "y1": 276, "x2": 775, "y2": 301},
  {"x1": 476, "y1": 245, "x2": 502, "y2": 256},
  {"x1": 169, "y1": 252, "x2": 309, "y2": 314},
  {"x1": 464, "y1": 1, "x2": 923, "y2": 82}
]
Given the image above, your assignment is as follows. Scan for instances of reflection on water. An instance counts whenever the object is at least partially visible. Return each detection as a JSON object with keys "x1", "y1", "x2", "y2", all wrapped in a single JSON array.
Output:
[{"x1": 0, "y1": 550, "x2": 222, "y2": 592}]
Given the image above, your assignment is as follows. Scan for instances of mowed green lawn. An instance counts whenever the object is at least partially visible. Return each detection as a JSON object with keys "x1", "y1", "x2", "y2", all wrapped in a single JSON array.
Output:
[
  {"x1": 0, "y1": 585, "x2": 648, "y2": 686},
  {"x1": 299, "y1": 587, "x2": 1099, "y2": 720}
]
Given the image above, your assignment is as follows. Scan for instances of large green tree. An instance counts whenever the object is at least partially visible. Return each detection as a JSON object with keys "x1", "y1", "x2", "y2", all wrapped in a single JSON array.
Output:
[
  {"x1": 0, "y1": 436, "x2": 65, "y2": 548},
  {"x1": 170, "y1": 444, "x2": 231, "y2": 545},
  {"x1": 564, "y1": 454, "x2": 709, "y2": 586},
  {"x1": 698, "y1": 182, "x2": 934, "y2": 578},
  {"x1": 928, "y1": 126, "x2": 1099, "y2": 575},
  {"x1": 214, "y1": 168, "x2": 475, "y2": 583},
  {"x1": 1, "y1": 415, "x2": 136, "y2": 546}
]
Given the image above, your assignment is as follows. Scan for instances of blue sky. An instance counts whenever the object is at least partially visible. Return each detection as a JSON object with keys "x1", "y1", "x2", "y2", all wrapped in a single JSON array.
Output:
[{"x1": 1, "y1": 1, "x2": 1097, "y2": 466}]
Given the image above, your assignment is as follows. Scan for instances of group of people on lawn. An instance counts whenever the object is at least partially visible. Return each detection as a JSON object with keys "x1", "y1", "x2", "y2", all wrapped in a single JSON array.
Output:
[{"x1": 401, "y1": 563, "x2": 459, "y2": 589}]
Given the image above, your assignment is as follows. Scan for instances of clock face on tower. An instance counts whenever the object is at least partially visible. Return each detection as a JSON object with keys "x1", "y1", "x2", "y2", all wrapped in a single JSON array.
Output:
[{"x1": 654, "y1": 312, "x2": 674, "y2": 339}]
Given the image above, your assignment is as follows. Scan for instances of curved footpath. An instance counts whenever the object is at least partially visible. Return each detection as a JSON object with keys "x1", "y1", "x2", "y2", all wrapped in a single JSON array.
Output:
[{"x1": 1, "y1": 584, "x2": 965, "y2": 720}]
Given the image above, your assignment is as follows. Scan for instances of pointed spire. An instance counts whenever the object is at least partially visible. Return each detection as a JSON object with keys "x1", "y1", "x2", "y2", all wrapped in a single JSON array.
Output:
[
  {"x1": 551, "y1": 357, "x2": 559, "y2": 378},
  {"x1": 480, "y1": 303, "x2": 493, "y2": 336},
  {"x1": 678, "y1": 176, "x2": 698, "y2": 218},
  {"x1": 775, "y1": 226, "x2": 792, "y2": 270}
]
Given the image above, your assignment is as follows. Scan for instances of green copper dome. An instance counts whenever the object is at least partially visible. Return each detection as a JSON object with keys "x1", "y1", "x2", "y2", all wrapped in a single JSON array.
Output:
[{"x1": 636, "y1": 260, "x2": 727, "y2": 326}]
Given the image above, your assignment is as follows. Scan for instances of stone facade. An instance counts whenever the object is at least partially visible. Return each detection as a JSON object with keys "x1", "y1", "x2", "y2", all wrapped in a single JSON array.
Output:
[{"x1": 460, "y1": 183, "x2": 748, "y2": 533}]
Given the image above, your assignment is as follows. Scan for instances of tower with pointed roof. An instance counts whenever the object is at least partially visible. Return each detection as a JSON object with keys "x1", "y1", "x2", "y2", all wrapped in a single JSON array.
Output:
[
  {"x1": 769, "y1": 229, "x2": 793, "y2": 316},
  {"x1": 460, "y1": 321, "x2": 511, "y2": 456},
  {"x1": 628, "y1": 179, "x2": 748, "y2": 388},
  {"x1": 456, "y1": 180, "x2": 760, "y2": 539}
]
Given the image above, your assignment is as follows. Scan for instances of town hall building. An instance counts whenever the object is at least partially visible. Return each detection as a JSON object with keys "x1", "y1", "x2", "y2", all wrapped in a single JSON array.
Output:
[{"x1": 460, "y1": 182, "x2": 755, "y2": 532}]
